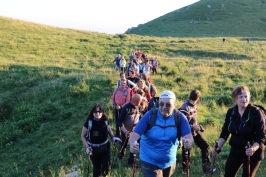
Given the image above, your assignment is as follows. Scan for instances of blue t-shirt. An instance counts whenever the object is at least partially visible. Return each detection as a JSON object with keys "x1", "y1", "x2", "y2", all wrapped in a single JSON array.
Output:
[{"x1": 134, "y1": 109, "x2": 191, "y2": 168}]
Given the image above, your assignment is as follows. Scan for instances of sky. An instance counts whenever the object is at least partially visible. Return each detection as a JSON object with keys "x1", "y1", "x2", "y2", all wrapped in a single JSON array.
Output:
[{"x1": 0, "y1": 0, "x2": 199, "y2": 34}]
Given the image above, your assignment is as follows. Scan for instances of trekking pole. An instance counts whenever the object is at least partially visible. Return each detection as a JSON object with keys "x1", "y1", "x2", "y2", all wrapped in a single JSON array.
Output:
[
  {"x1": 111, "y1": 141, "x2": 118, "y2": 168},
  {"x1": 132, "y1": 140, "x2": 137, "y2": 177},
  {"x1": 210, "y1": 142, "x2": 220, "y2": 177},
  {"x1": 185, "y1": 149, "x2": 189, "y2": 177},
  {"x1": 118, "y1": 133, "x2": 130, "y2": 159},
  {"x1": 247, "y1": 141, "x2": 251, "y2": 177}
]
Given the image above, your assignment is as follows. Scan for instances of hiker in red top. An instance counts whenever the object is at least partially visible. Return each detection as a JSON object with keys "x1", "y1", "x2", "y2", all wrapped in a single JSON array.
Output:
[
  {"x1": 135, "y1": 50, "x2": 143, "y2": 58},
  {"x1": 133, "y1": 79, "x2": 151, "y2": 102},
  {"x1": 111, "y1": 80, "x2": 131, "y2": 137}
]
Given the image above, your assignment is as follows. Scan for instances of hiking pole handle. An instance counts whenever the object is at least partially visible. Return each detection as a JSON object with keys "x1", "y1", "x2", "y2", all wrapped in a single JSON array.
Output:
[
  {"x1": 199, "y1": 125, "x2": 204, "y2": 132},
  {"x1": 214, "y1": 141, "x2": 221, "y2": 154}
]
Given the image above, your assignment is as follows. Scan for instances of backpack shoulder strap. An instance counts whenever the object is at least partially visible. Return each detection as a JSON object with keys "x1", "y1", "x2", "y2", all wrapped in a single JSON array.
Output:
[
  {"x1": 173, "y1": 109, "x2": 181, "y2": 141},
  {"x1": 87, "y1": 120, "x2": 93, "y2": 141},
  {"x1": 104, "y1": 120, "x2": 108, "y2": 126},
  {"x1": 146, "y1": 108, "x2": 158, "y2": 131},
  {"x1": 253, "y1": 104, "x2": 266, "y2": 115},
  {"x1": 115, "y1": 88, "x2": 119, "y2": 94}
]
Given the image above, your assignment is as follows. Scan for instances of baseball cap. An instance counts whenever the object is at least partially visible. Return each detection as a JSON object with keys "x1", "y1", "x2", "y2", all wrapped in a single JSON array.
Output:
[{"x1": 159, "y1": 90, "x2": 176, "y2": 100}]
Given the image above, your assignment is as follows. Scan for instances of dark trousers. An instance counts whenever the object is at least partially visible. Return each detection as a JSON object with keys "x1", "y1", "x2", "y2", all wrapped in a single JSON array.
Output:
[
  {"x1": 141, "y1": 160, "x2": 176, "y2": 177},
  {"x1": 90, "y1": 142, "x2": 111, "y2": 177},
  {"x1": 182, "y1": 132, "x2": 210, "y2": 171},
  {"x1": 224, "y1": 148, "x2": 261, "y2": 177},
  {"x1": 118, "y1": 132, "x2": 134, "y2": 164},
  {"x1": 114, "y1": 108, "x2": 121, "y2": 137},
  {"x1": 152, "y1": 68, "x2": 157, "y2": 74},
  {"x1": 120, "y1": 67, "x2": 125, "y2": 73}
]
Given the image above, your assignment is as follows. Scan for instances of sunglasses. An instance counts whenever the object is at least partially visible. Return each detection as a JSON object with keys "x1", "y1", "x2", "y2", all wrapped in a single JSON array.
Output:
[
  {"x1": 93, "y1": 111, "x2": 103, "y2": 113},
  {"x1": 159, "y1": 102, "x2": 172, "y2": 108}
]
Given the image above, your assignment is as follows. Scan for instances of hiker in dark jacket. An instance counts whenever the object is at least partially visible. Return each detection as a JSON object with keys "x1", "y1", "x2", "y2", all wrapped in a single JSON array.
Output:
[
  {"x1": 81, "y1": 103, "x2": 121, "y2": 177},
  {"x1": 212, "y1": 85, "x2": 266, "y2": 177},
  {"x1": 113, "y1": 54, "x2": 121, "y2": 72},
  {"x1": 179, "y1": 89, "x2": 214, "y2": 175},
  {"x1": 118, "y1": 94, "x2": 142, "y2": 167}
]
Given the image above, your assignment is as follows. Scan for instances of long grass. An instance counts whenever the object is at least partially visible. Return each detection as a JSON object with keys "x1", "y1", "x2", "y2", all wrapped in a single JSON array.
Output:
[{"x1": 0, "y1": 16, "x2": 266, "y2": 176}]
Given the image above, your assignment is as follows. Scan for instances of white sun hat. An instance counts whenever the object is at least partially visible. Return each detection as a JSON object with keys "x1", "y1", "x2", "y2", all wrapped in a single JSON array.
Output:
[{"x1": 159, "y1": 90, "x2": 176, "y2": 100}]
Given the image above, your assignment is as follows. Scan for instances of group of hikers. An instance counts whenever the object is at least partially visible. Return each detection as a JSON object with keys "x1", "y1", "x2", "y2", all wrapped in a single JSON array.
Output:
[
  {"x1": 81, "y1": 51, "x2": 266, "y2": 177},
  {"x1": 112, "y1": 50, "x2": 159, "y2": 76}
]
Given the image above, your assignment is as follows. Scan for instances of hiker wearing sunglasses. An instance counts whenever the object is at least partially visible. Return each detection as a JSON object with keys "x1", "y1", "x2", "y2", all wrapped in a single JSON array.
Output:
[
  {"x1": 179, "y1": 89, "x2": 215, "y2": 175},
  {"x1": 128, "y1": 90, "x2": 194, "y2": 177},
  {"x1": 212, "y1": 85, "x2": 266, "y2": 177},
  {"x1": 81, "y1": 103, "x2": 121, "y2": 177}
]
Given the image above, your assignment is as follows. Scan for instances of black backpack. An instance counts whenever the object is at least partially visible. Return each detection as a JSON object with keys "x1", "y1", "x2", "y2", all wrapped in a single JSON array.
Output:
[{"x1": 145, "y1": 108, "x2": 182, "y2": 148}]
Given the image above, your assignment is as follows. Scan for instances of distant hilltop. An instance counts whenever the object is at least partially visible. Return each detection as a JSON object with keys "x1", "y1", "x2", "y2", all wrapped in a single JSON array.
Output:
[{"x1": 126, "y1": 0, "x2": 266, "y2": 37}]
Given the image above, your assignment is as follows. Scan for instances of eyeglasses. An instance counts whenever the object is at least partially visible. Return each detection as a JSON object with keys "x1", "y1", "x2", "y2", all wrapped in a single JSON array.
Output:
[
  {"x1": 159, "y1": 102, "x2": 172, "y2": 108},
  {"x1": 93, "y1": 111, "x2": 103, "y2": 114}
]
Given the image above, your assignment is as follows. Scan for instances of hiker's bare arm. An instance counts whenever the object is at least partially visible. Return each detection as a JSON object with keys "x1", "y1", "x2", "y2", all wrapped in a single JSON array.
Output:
[
  {"x1": 120, "y1": 125, "x2": 130, "y2": 137},
  {"x1": 129, "y1": 132, "x2": 140, "y2": 153},
  {"x1": 81, "y1": 127, "x2": 89, "y2": 148},
  {"x1": 183, "y1": 134, "x2": 194, "y2": 149},
  {"x1": 127, "y1": 80, "x2": 136, "y2": 88},
  {"x1": 107, "y1": 125, "x2": 115, "y2": 137}
]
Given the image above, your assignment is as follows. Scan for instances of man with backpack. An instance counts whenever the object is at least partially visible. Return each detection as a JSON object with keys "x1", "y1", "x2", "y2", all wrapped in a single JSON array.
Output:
[
  {"x1": 117, "y1": 94, "x2": 142, "y2": 167},
  {"x1": 179, "y1": 89, "x2": 214, "y2": 175},
  {"x1": 111, "y1": 80, "x2": 131, "y2": 137},
  {"x1": 129, "y1": 90, "x2": 194, "y2": 177}
]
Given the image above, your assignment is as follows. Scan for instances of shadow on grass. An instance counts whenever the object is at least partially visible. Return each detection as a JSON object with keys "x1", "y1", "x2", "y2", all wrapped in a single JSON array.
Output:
[{"x1": 167, "y1": 49, "x2": 251, "y2": 60}]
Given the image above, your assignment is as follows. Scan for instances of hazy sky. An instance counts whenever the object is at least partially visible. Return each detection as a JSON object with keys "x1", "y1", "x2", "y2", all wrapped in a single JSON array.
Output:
[{"x1": 0, "y1": 0, "x2": 199, "y2": 34}]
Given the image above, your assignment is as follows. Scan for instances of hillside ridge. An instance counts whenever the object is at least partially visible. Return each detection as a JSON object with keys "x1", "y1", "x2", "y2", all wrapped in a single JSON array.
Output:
[{"x1": 127, "y1": 0, "x2": 266, "y2": 37}]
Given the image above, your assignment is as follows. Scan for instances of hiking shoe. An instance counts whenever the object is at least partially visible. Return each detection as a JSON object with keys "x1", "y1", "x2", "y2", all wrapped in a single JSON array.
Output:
[
  {"x1": 205, "y1": 167, "x2": 217, "y2": 175},
  {"x1": 181, "y1": 171, "x2": 186, "y2": 175}
]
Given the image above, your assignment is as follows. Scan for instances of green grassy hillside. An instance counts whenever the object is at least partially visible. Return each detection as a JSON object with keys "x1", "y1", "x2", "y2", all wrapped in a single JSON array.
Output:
[
  {"x1": 0, "y1": 16, "x2": 266, "y2": 176},
  {"x1": 128, "y1": 0, "x2": 266, "y2": 37}
]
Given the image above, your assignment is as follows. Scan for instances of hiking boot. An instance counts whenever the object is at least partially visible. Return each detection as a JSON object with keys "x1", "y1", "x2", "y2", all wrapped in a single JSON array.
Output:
[
  {"x1": 181, "y1": 171, "x2": 186, "y2": 175},
  {"x1": 202, "y1": 163, "x2": 217, "y2": 175},
  {"x1": 205, "y1": 167, "x2": 217, "y2": 175}
]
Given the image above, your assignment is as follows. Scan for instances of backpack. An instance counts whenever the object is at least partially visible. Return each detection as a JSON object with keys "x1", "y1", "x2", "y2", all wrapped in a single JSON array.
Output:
[
  {"x1": 115, "y1": 87, "x2": 129, "y2": 97},
  {"x1": 86, "y1": 120, "x2": 108, "y2": 141},
  {"x1": 145, "y1": 108, "x2": 182, "y2": 148},
  {"x1": 253, "y1": 104, "x2": 266, "y2": 118}
]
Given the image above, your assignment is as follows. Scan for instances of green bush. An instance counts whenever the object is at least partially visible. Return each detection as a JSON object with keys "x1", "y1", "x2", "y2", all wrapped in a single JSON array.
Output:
[{"x1": 160, "y1": 65, "x2": 169, "y2": 72}]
